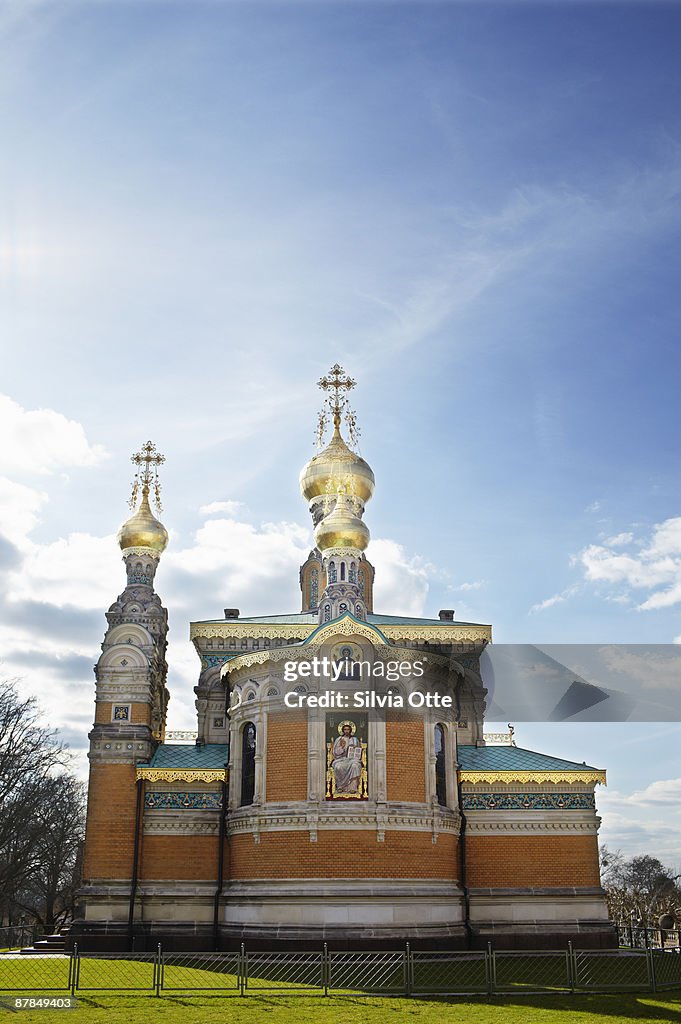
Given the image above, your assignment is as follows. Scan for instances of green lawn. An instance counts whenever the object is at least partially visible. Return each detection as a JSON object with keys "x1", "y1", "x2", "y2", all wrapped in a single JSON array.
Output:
[
  {"x1": 0, "y1": 993, "x2": 681, "y2": 1024},
  {"x1": 1, "y1": 954, "x2": 680, "y2": 1023}
]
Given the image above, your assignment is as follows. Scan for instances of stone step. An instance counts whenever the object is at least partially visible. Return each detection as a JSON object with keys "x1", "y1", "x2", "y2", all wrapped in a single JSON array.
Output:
[{"x1": 20, "y1": 934, "x2": 67, "y2": 955}]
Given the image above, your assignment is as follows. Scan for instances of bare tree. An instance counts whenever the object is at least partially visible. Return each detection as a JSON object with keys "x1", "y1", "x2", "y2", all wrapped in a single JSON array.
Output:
[
  {"x1": 9, "y1": 774, "x2": 86, "y2": 933},
  {"x1": 0, "y1": 680, "x2": 71, "y2": 924},
  {"x1": 601, "y1": 845, "x2": 681, "y2": 926}
]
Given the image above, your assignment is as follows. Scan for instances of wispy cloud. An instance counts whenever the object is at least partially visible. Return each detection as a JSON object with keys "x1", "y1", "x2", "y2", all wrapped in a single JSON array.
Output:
[
  {"x1": 576, "y1": 516, "x2": 681, "y2": 611},
  {"x1": 530, "y1": 585, "x2": 579, "y2": 614}
]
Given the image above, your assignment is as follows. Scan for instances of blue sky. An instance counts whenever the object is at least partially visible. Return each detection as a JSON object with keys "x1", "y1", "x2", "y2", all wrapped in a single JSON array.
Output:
[{"x1": 2, "y1": 0, "x2": 681, "y2": 863}]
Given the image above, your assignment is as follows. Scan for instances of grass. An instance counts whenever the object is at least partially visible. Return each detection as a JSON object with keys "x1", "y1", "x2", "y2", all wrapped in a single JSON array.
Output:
[
  {"x1": 1, "y1": 954, "x2": 680, "y2": 1023},
  {"x1": 0, "y1": 993, "x2": 681, "y2": 1024}
]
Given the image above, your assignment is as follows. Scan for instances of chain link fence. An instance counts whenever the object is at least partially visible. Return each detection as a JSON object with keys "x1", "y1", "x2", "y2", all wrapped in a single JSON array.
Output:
[
  {"x1": 0, "y1": 927, "x2": 35, "y2": 951},
  {"x1": 1, "y1": 942, "x2": 680, "y2": 998}
]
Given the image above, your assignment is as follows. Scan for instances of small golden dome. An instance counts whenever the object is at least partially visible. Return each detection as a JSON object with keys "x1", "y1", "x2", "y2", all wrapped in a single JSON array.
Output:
[
  {"x1": 117, "y1": 489, "x2": 169, "y2": 553},
  {"x1": 300, "y1": 424, "x2": 375, "y2": 504},
  {"x1": 315, "y1": 491, "x2": 370, "y2": 553}
]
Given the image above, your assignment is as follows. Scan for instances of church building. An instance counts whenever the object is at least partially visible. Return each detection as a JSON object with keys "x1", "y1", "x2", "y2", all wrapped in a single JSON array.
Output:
[{"x1": 73, "y1": 365, "x2": 615, "y2": 950}]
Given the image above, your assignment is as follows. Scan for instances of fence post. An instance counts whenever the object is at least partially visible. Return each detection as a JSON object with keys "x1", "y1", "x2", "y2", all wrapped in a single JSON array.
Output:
[
  {"x1": 70, "y1": 943, "x2": 79, "y2": 997},
  {"x1": 486, "y1": 941, "x2": 495, "y2": 996},
  {"x1": 404, "y1": 942, "x2": 412, "y2": 998},
  {"x1": 647, "y1": 947, "x2": 657, "y2": 994},
  {"x1": 323, "y1": 942, "x2": 329, "y2": 997},
  {"x1": 239, "y1": 942, "x2": 246, "y2": 996},
  {"x1": 155, "y1": 942, "x2": 162, "y2": 997},
  {"x1": 567, "y1": 941, "x2": 575, "y2": 994}
]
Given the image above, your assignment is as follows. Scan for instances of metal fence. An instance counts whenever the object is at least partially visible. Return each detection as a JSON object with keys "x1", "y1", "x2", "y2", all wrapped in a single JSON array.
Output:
[
  {"x1": 615, "y1": 923, "x2": 681, "y2": 950},
  {"x1": 0, "y1": 927, "x2": 35, "y2": 951},
  {"x1": 1, "y1": 942, "x2": 680, "y2": 998}
]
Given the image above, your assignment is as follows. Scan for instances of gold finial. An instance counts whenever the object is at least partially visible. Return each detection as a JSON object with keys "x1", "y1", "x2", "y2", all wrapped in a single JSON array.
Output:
[
  {"x1": 129, "y1": 441, "x2": 165, "y2": 512},
  {"x1": 315, "y1": 363, "x2": 360, "y2": 449}
]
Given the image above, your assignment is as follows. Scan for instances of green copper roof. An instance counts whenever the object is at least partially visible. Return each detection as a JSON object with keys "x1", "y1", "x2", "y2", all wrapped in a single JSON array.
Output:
[
  {"x1": 368, "y1": 614, "x2": 489, "y2": 627},
  {"x1": 192, "y1": 612, "x2": 488, "y2": 628},
  {"x1": 140, "y1": 744, "x2": 229, "y2": 769},
  {"x1": 457, "y1": 745, "x2": 601, "y2": 772}
]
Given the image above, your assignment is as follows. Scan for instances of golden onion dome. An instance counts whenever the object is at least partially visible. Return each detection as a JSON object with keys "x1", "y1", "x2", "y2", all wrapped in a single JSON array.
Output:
[
  {"x1": 300, "y1": 424, "x2": 375, "y2": 504},
  {"x1": 117, "y1": 489, "x2": 169, "y2": 553},
  {"x1": 315, "y1": 492, "x2": 370, "y2": 553}
]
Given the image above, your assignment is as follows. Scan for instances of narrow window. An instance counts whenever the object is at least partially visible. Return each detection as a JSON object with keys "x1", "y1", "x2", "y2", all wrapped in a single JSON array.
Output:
[
  {"x1": 435, "y1": 724, "x2": 447, "y2": 807},
  {"x1": 340, "y1": 562, "x2": 346, "y2": 581},
  {"x1": 240, "y1": 722, "x2": 256, "y2": 806}
]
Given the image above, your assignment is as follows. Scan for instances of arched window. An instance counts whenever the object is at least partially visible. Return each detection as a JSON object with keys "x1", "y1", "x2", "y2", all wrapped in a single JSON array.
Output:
[
  {"x1": 310, "y1": 568, "x2": 319, "y2": 609},
  {"x1": 340, "y1": 562, "x2": 346, "y2": 581},
  {"x1": 434, "y1": 724, "x2": 447, "y2": 806},
  {"x1": 240, "y1": 722, "x2": 256, "y2": 806},
  {"x1": 324, "y1": 604, "x2": 331, "y2": 622},
  {"x1": 349, "y1": 562, "x2": 357, "y2": 583},
  {"x1": 328, "y1": 561, "x2": 337, "y2": 583}
]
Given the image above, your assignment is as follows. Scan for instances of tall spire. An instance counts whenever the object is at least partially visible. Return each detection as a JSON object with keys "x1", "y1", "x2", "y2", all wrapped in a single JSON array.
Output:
[
  {"x1": 117, "y1": 441, "x2": 169, "y2": 557},
  {"x1": 300, "y1": 366, "x2": 374, "y2": 624}
]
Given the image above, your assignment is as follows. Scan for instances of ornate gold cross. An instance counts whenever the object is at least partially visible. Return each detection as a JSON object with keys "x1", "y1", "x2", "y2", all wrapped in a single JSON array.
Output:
[
  {"x1": 129, "y1": 440, "x2": 165, "y2": 512},
  {"x1": 316, "y1": 364, "x2": 360, "y2": 449},
  {"x1": 318, "y1": 363, "x2": 356, "y2": 399}
]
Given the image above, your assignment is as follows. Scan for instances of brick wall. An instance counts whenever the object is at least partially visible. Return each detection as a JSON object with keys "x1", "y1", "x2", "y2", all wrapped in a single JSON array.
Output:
[
  {"x1": 266, "y1": 712, "x2": 308, "y2": 801},
  {"x1": 229, "y1": 830, "x2": 458, "y2": 879},
  {"x1": 465, "y1": 834, "x2": 601, "y2": 887},
  {"x1": 385, "y1": 714, "x2": 426, "y2": 802},
  {"x1": 82, "y1": 763, "x2": 138, "y2": 880},
  {"x1": 140, "y1": 835, "x2": 222, "y2": 881}
]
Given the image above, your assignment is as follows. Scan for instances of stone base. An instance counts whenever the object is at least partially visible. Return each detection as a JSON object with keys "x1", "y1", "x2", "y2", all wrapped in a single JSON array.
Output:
[
  {"x1": 468, "y1": 886, "x2": 618, "y2": 949},
  {"x1": 70, "y1": 880, "x2": 617, "y2": 952}
]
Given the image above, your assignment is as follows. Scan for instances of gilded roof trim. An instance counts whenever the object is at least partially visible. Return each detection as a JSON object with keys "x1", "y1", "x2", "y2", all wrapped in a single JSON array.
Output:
[
  {"x1": 190, "y1": 620, "x2": 491, "y2": 644},
  {"x1": 136, "y1": 768, "x2": 227, "y2": 783},
  {"x1": 459, "y1": 770, "x2": 606, "y2": 786}
]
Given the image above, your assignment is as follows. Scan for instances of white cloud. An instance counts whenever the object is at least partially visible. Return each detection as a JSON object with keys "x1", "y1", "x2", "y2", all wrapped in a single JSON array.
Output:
[
  {"x1": 0, "y1": 477, "x2": 48, "y2": 543},
  {"x1": 0, "y1": 394, "x2": 106, "y2": 476},
  {"x1": 603, "y1": 532, "x2": 634, "y2": 547},
  {"x1": 529, "y1": 585, "x2": 578, "y2": 614},
  {"x1": 199, "y1": 500, "x2": 246, "y2": 517},
  {"x1": 10, "y1": 532, "x2": 121, "y2": 609},
  {"x1": 450, "y1": 580, "x2": 485, "y2": 592},
  {"x1": 598, "y1": 781, "x2": 681, "y2": 863},
  {"x1": 577, "y1": 516, "x2": 681, "y2": 612},
  {"x1": 369, "y1": 539, "x2": 430, "y2": 616}
]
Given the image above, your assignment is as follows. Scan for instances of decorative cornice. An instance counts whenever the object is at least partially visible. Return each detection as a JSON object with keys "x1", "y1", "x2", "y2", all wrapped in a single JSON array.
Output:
[
  {"x1": 191, "y1": 622, "x2": 311, "y2": 641},
  {"x1": 136, "y1": 768, "x2": 226, "y2": 783},
  {"x1": 466, "y1": 820, "x2": 599, "y2": 834},
  {"x1": 190, "y1": 620, "x2": 492, "y2": 644},
  {"x1": 459, "y1": 770, "x2": 606, "y2": 786},
  {"x1": 226, "y1": 806, "x2": 460, "y2": 835},
  {"x1": 144, "y1": 821, "x2": 220, "y2": 835},
  {"x1": 121, "y1": 546, "x2": 161, "y2": 559},
  {"x1": 382, "y1": 624, "x2": 491, "y2": 643}
]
